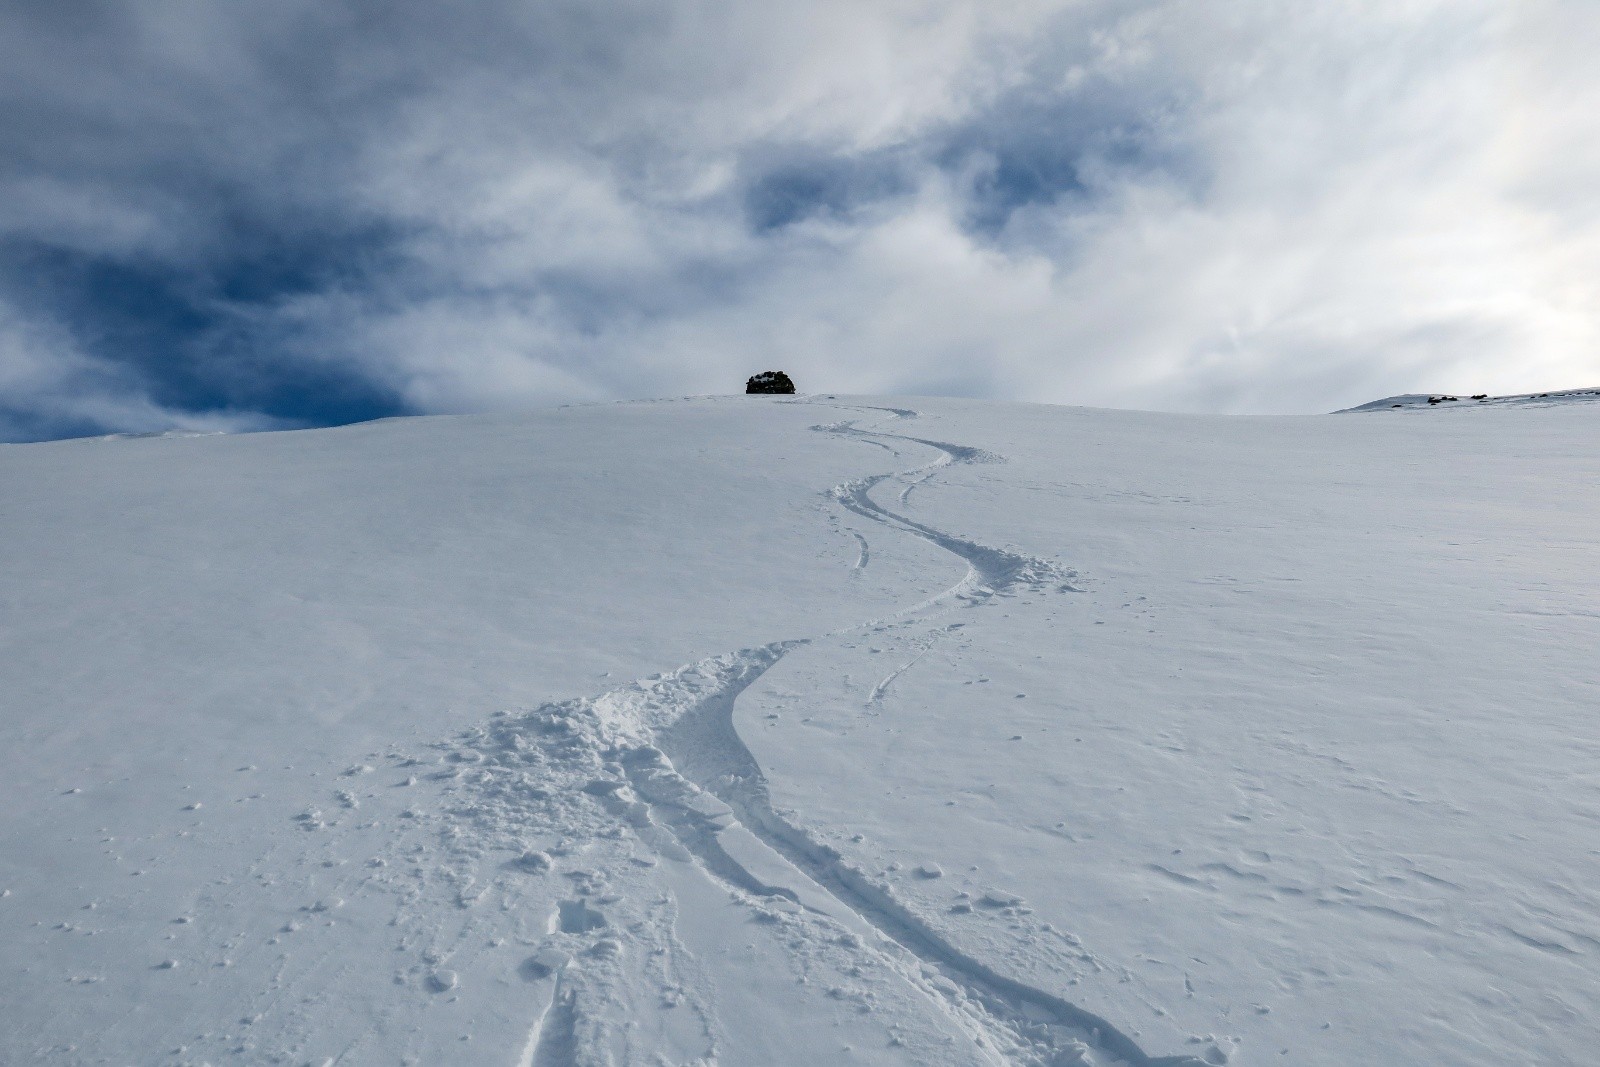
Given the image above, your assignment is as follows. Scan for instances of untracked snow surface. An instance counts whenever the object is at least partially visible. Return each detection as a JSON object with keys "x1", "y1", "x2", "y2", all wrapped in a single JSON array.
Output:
[{"x1": 1, "y1": 395, "x2": 1596, "y2": 1066}]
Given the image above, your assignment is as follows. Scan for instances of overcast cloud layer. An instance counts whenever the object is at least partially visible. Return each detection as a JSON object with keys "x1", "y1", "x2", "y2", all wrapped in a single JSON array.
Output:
[{"x1": 2, "y1": 1, "x2": 1597, "y2": 440}]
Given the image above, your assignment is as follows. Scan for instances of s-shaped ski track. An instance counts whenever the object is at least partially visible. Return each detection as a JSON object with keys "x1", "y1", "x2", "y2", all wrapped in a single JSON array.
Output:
[{"x1": 426, "y1": 401, "x2": 1209, "y2": 1067}]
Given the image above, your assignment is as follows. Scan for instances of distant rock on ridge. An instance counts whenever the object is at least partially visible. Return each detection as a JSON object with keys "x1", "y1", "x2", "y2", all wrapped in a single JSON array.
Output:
[
  {"x1": 1336, "y1": 388, "x2": 1600, "y2": 413},
  {"x1": 746, "y1": 371, "x2": 796, "y2": 395}
]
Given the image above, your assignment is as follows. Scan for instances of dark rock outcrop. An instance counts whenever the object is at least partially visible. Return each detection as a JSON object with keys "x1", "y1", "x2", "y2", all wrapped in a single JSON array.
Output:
[{"x1": 746, "y1": 371, "x2": 796, "y2": 395}]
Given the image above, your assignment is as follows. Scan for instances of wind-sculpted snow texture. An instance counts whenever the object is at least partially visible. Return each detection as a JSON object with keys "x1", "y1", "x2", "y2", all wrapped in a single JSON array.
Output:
[{"x1": 4, "y1": 394, "x2": 1598, "y2": 1065}]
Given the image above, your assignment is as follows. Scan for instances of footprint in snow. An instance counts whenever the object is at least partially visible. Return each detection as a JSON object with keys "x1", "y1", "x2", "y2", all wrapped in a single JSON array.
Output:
[{"x1": 556, "y1": 899, "x2": 607, "y2": 934}]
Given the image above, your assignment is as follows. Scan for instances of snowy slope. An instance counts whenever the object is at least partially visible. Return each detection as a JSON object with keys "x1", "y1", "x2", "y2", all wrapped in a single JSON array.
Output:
[
  {"x1": 1, "y1": 395, "x2": 1596, "y2": 1066},
  {"x1": 1338, "y1": 386, "x2": 1600, "y2": 411}
]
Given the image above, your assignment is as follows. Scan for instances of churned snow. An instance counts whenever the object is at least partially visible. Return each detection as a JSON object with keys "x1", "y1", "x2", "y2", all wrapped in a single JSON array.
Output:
[{"x1": 1, "y1": 394, "x2": 1595, "y2": 1066}]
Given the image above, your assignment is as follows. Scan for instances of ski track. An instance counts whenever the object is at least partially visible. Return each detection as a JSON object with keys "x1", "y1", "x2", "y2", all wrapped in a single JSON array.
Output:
[
  {"x1": 867, "y1": 628, "x2": 947, "y2": 707},
  {"x1": 525, "y1": 979, "x2": 578, "y2": 1067},
  {"x1": 371, "y1": 403, "x2": 1205, "y2": 1066},
  {"x1": 850, "y1": 530, "x2": 871, "y2": 572}
]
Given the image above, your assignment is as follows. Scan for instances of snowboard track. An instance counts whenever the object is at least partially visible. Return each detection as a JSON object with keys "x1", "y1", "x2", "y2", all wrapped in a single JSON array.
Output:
[{"x1": 439, "y1": 402, "x2": 1205, "y2": 1066}]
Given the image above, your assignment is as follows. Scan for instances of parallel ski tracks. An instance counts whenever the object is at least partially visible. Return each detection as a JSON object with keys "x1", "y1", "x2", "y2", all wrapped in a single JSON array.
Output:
[{"x1": 471, "y1": 402, "x2": 1204, "y2": 1066}]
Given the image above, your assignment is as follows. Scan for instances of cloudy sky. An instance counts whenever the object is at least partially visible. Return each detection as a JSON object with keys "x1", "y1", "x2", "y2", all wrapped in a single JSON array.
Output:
[{"x1": 2, "y1": 1, "x2": 1596, "y2": 440}]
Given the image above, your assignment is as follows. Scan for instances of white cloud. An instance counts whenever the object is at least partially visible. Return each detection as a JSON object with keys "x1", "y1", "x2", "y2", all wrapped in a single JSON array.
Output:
[{"x1": 1, "y1": 0, "x2": 1597, "y2": 437}]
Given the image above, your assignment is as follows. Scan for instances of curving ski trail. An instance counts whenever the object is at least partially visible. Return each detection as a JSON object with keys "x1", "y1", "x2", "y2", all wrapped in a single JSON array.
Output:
[{"x1": 418, "y1": 403, "x2": 1203, "y2": 1066}]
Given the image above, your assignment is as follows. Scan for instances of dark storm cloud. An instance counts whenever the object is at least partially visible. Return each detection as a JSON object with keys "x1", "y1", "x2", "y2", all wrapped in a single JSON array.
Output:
[
  {"x1": 1, "y1": 1, "x2": 1596, "y2": 440},
  {"x1": 1, "y1": 0, "x2": 976, "y2": 435}
]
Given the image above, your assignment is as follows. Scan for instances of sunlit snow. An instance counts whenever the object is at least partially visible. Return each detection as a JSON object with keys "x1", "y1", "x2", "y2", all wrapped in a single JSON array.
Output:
[{"x1": 2, "y1": 394, "x2": 1596, "y2": 1065}]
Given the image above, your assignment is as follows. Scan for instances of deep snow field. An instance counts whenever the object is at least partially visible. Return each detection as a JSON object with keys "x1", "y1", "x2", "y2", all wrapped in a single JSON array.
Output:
[{"x1": 2, "y1": 393, "x2": 1597, "y2": 1067}]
